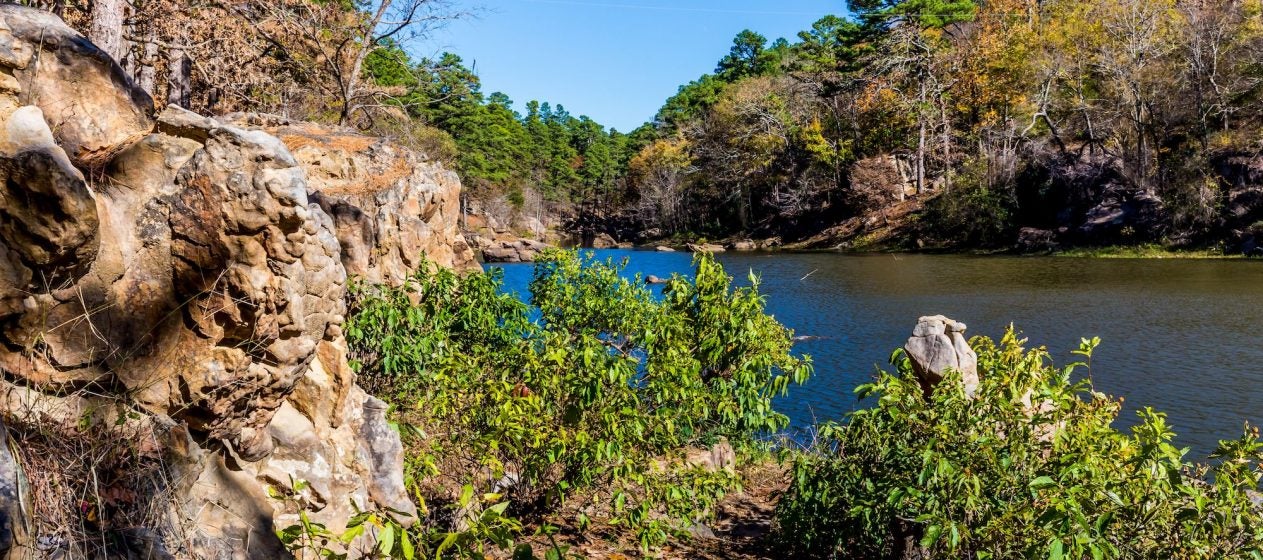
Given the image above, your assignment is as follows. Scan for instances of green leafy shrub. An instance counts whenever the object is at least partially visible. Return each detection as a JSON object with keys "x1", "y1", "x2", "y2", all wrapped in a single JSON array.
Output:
[
  {"x1": 344, "y1": 250, "x2": 811, "y2": 551},
  {"x1": 776, "y1": 331, "x2": 1263, "y2": 559}
]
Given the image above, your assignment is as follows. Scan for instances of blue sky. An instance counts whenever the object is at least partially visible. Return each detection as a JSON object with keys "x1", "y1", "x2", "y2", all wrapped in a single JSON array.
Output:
[{"x1": 420, "y1": 0, "x2": 847, "y2": 132}]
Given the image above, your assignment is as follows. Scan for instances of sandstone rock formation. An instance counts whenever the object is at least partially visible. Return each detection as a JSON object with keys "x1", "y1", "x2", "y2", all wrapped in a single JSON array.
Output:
[
  {"x1": 226, "y1": 114, "x2": 479, "y2": 280},
  {"x1": 475, "y1": 235, "x2": 552, "y2": 263},
  {"x1": 0, "y1": 6, "x2": 468, "y2": 557},
  {"x1": 904, "y1": 315, "x2": 979, "y2": 397},
  {"x1": 0, "y1": 7, "x2": 154, "y2": 168},
  {"x1": 590, "y1": 232, "x2": 618, "y2": 249}
]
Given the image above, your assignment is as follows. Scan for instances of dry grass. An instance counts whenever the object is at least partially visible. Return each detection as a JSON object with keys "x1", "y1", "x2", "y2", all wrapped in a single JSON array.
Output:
[
  {"x1": 275, "y1": 129, "x2": 416, "y2": 196},
  {"x1": 276, "y1": 131, "x2": 377, "y2": 154},
  {"x1": 7, "y1": 404, "x2": 190, "y2": 559}
]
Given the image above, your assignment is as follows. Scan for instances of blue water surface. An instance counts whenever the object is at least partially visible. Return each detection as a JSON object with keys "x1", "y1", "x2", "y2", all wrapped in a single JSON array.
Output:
[{"x1": 489, "y1": 249, "x2": 1263, "y2": 458}]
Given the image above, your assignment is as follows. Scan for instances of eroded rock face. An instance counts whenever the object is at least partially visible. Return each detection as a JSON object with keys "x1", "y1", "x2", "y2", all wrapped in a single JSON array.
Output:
[
  {"x1": 226, "y1": 115, "x2": 478, "y2": 281},
  {"x1": 904, "y1": 315, "x2": 979, "y2": 397},
  {"x1": 0, "y1": 103, "x2": 99, "y2": 315},
  {"x1": 0, "y1": 6, "x2": 457, "y2": 557}
]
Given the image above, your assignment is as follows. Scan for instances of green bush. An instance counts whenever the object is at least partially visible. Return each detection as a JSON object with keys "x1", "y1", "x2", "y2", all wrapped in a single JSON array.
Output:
[
  {"x1": 920, "y1": 161, "x2": 1016, "y2": 248},
  {"x1": 344, "y1": 250, "x2": 811, "y2": 552},
  {"x1": 776, "y1": 331, "x2": 1263, "y2": 559}
]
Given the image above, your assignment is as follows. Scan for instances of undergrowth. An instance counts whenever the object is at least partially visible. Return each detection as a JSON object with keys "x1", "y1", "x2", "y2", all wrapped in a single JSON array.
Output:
[
  {"x1": 327, "y1": 250, "x2": 811, "y2": 557},
  {"x1": 776, "y1": 331, "x2": 1263, "y2": 559}
]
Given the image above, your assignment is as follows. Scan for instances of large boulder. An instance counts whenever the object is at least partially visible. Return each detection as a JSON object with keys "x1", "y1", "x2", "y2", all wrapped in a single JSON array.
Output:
[
  {"x1": 590, "y1": 232, "x2": 618, "y2": 249},
  {"x1": 686, "y1": 242, "x2": 726, "y2": 254},
  {"x1": 0, "y1": 5, "x2": 154, "y2": 167},
  {"x1": 477, "y1": 236, "x2": 551, "y2": 263},
  {"x1": 1077, "y1": 183, "x2": 1166, "y2": 243},
  {"x1": 0, "y1": 103, "x2": 99, "y2": 317},
  {"x1": 847, "y1": 154, "x2": 912, "y2": 208},
  {"x1": 904, "y1": 315, "x2": 979, "y2": 397},
  {"x1": 1016, "y1": 227, "x2": 1058, "y2": 253}
]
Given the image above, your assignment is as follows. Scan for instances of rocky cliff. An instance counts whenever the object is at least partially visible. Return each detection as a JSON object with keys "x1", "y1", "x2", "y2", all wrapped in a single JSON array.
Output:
[{"x1": 0, "y1": 5, "x2": 474, "y2": 558}]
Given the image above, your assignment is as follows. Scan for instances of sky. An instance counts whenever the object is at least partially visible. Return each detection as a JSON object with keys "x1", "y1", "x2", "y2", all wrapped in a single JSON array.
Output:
[{"x1": 419, "y1": 0, "x2": 847, "y2": 132}]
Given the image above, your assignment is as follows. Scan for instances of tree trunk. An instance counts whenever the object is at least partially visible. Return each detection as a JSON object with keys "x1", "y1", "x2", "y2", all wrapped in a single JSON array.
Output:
[
  {"x1": 90, "y1": 0, "x2": 128, "y2": 63},
  {"x1": 738, "y1": 182, "x2": 750, "y2": 230},
  {"x1": 167, "y1": 48, "x2": 191, "y2": 108},
  {"x1": 340, "y1": 0, "x2": 394, "y2": 126},
  {"x1": 136, "y1": 29, "x2": 157, "y2": 95},
  {"x1": 940, "y1": 91, "x2": 951, "y2": 192},
  {"x1": 917, "y1": 79, "x2": 927, "y2": 195}
]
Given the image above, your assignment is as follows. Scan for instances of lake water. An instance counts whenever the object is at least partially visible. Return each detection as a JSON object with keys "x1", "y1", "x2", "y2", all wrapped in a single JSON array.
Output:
[{"x1": 488, "y1": 250, "x2": 1263, "y2": 458}]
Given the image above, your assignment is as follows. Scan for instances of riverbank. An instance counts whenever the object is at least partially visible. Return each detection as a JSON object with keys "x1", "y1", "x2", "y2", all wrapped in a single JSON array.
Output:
[
  {"x1": 610, "y1": 240, "x2": 1245, "y2": 260},
  {"x1": 1048, "y1": 244, "x2": 1241, "y2": 259},
  {"x1": 577, "y1": 185, "x2": 1260, "y2": 260}
]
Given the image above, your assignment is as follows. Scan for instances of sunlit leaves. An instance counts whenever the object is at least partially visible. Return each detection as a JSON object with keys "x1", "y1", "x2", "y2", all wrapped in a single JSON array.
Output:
[
  {"x1": 346, "y1": 251, "x2": 810, "y2": 551},
  {"x1": 776, "y1": 331, "x2": 1263, "y2": 558}
]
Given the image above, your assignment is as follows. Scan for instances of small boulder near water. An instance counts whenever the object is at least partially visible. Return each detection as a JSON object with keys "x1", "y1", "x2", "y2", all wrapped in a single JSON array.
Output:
[
  {"x1": 1017, "y1": 227, "x2": 1059, "y2": 253},
  {"x1": 591, "y1": 232, "x2": 618, "y2": 249},
  {"x1": 687, "y1": 243, "x2": 726, "y2": 253},
  {"x1": 904, "y1": 315, "x2": 979, "y2": 397}
]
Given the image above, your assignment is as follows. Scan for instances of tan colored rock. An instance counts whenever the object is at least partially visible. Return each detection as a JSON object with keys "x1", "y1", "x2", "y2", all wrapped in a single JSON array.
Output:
[
  {"x1": 0, "y1": 11, "x2": 446, "y2": 555},
  {"x1": 227, "y1": 115, "x2": 479, "y2": 281},
  {"x1": 904, "y1": 315, "x2": 980, "y2": 397},
  {"x1": 0, "y1": 104, "x2": 98, "y2": 312},
  {"x1": 0, "y1": 7, "x2": 489, "y2": 557},
  {"x1": 0, "y1": 5, "x2": 154, "y2": 167},
  {"x1": 591, "y1": 232, "x2": 618, "y2": 249},
  {"x1": 687, "y1": 242, "x2": 726, "y2": 254},
  {"x1": 479, "y1": 237, "x2": 551, "y2": 263}
]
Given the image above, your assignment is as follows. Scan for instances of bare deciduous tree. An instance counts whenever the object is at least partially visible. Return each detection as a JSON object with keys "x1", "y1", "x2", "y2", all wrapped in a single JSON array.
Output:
[{"x1": 242, "y1": 0, "x2": 462, "y2": 126}]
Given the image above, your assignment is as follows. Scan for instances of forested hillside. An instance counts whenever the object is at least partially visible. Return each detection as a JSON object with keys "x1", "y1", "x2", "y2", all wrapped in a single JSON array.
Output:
[
  {"x1": 40, "y1": 0, "x2": 1263, "y2": 252},
  {"x1": 28, "y1": 0, "x2": 630, "y2": 238},
  {"x1": 615, "y1": 0, "x2": 1263, "y2": 252}
]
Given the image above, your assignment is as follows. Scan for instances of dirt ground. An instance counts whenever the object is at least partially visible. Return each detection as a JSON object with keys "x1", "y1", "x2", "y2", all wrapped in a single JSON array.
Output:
[{"x1": 510, "y1": 464, "x2": 791, "y2": 559}]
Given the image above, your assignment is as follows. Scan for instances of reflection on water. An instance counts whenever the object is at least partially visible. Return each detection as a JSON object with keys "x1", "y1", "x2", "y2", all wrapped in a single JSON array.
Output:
[{"x1": 489, "y1": 250, "x2": 1263, "y2": 458}]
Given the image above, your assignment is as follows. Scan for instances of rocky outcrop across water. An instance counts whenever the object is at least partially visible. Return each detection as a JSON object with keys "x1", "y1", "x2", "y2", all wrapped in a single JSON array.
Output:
[
  {"x1": 0, "y1": 5, "x2": 472, "y2": 557},
  {"x1": 474, "y1": 235, "x2": 553, "y2": 263}
]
